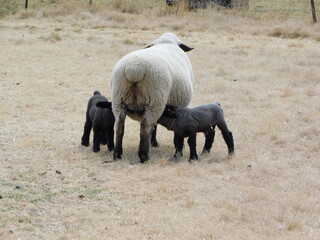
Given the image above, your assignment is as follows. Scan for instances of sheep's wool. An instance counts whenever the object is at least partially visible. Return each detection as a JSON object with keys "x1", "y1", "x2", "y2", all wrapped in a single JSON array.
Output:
[{"x1": 111, "y1": 33, "x2": 194, "y2": 124}]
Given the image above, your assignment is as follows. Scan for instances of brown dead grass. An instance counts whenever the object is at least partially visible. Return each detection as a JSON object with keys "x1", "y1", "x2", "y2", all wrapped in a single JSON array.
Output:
[{"x1": 1, "y1": 5, "x2": 320, "y2": 240}]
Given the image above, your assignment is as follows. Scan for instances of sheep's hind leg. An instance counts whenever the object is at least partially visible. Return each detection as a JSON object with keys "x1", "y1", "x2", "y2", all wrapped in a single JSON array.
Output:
[
  {"x1": 81, "y1": 120, "x2": 92, "y2": 147},
  {"x1": 138, "y1": 120, "x2": 153, "y2": 163},
  {"x1": 202, "y1": 126, "x2": 215, "y2": 154},
  {"x1": 114, "y1": 109, "x2": 126, "y2": 159},
  {"x1": 173, "y1": 133, "x2": 184, "y2": 159}
]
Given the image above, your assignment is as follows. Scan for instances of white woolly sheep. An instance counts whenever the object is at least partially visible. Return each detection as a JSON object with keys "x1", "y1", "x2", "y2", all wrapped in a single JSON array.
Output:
[
  {"x1": 81, "y1": 91, "x2": 115, "y2": 152},
  {"x1": 159, "y1": 103, "x2": 234, "y2": 160},
  {"x1": 109, "y1": 33, "x2": 194, "y2": 162}
]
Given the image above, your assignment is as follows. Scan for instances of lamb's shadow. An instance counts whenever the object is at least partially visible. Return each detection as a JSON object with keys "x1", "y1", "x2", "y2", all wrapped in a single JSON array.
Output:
[{"x1": 201, "y1": 151, "x2": 234, "y2": 164}]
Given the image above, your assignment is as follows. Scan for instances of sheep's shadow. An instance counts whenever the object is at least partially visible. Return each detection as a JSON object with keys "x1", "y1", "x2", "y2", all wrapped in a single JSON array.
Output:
[
  {"x1": 87, "y1": 143, "x2": 174, "y2": 165},
  {"x1": 80, "y1": 141, "x2": 233, "y2": 165}
]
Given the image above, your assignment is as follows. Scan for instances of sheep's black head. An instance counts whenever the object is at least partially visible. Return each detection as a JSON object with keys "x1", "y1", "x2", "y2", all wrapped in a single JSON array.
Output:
[
  {"x1": 151, "y1": 32, "x2": 194, "y2": 52},
  {"x1": 96, "y1": 101, "x2": 112, "y2": 109}
]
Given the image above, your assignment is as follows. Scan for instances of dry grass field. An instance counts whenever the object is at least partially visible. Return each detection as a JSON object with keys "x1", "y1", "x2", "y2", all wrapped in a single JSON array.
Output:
[{"x1": 1, "y1": 1, "x2": 320, "y2": 239}]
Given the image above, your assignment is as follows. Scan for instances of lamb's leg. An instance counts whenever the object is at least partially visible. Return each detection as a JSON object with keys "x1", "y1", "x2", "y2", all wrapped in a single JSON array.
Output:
[
  {"x1": 100, "y1": 131, "x2": 108, "y2": 145},
  {"x1": 81, "y1": 120, "x2": 92, "y2": 147},
  {"x1": 107, "y1": 125, "x2": 114, "y2": 151},
  {"x1": 188, "y1": 132, "x2": 198, "y2": 161},
  {"x1": 92, "y1": 126, "x2": 101, "y2": 152},
  {"x1": 150, "y1": 125, "x2": 159, "y2": 147},
  {"x1": 174, "y1": 133, "x2": 184, "y2": 159},
  {"x1": 218, "y1": 122, "x2": 234, "y2": 155},
  {"x1": 202, "y1": 126, "x2": 215, "y2": 153},
  {"x1": 114, "y1": 109, "x2": 127, "y2": 159},
  {"x1": 138, "y1": 120, "x2": 153, "y2": 163}
]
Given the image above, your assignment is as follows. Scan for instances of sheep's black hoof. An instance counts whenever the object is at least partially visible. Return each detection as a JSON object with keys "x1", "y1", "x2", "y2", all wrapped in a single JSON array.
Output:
[
  {"x1": 81, "y1": 140, "x2": 89, "y2": 147},
  {"x1": 151, "y1": 140, "x2": 159, "y2": 148},
  {"x1": 139, "y1": 155, "x2": 150, "y2": 163},
  {"x1": 228, "y1": 150, "x2": 235, "y2": 155}
]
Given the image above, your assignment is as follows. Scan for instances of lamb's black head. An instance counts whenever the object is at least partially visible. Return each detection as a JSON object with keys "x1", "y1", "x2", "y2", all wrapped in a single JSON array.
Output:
[
  {"x1": 96, "y1": 101, "x2": 112, "y2": 109},
  {"x1": 162, "y1": 105, "x2": 178, "y2": 118}
]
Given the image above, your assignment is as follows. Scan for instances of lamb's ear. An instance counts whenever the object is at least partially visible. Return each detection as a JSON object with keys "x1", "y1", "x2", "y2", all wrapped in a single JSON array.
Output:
[
  {"x1": 162, "y1": 108, "x2": 178, "y2": 118},
  {"x1": 96, "y1": 101, "x2": 112, "y2": 109},
  {"x1": 179, "y1": 43, "x2": 194, "y2": 52}
]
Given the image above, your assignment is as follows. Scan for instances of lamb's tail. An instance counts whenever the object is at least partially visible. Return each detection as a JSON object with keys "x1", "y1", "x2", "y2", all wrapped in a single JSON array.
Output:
[
  {"x1": 93, "y1": 90, "x2": 101, "y2": 96},
  {"x1": 214, "y1": 102, "x2": 221, "y2": 106},
  {"x1": 124, "y1": 62, "x2": 146, "y2": 83}
]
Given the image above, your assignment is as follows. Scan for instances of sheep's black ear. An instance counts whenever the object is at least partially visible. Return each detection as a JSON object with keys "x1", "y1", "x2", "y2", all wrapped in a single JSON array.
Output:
[
  {"x1": 179, "y1": 43, "x2": 194, "y2": 52},
  {"x1": 96, "y1": 101, "x2": 112, "y2": 109},
  {"x1": 144, "y1": 44, "x2": 153, "y2": 49}
]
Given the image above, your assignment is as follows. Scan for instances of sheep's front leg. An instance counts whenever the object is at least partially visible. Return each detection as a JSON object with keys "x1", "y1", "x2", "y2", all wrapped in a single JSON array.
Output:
[
  {"x1": 187, "y1": 132, "x2": 198, "y2": 161},
  {"x1": 114, "y1": 109, "x2": 126, "y2": 160},
  {"x1": 81, "y1": 120, "x2": 92, "y2": 147},
  {"x1": 139, "y1": 119, "x2": 153, "y2": 163},
  {"x1": 202, "y1": 127, "x2": 215, "y2": 154},
  {"x1": 174, "y1": 133, "x2": 184, "y2": 159}
]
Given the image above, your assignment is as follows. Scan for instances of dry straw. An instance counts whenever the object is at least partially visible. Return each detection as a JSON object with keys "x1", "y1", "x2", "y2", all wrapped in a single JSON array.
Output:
[{"x1": 1, "y1": 1, "x2": 320, "y2": 239}]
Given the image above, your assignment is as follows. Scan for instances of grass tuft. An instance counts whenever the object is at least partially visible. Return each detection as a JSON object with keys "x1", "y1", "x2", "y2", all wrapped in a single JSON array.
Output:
[{"x1": 269, "y1": 27, "x2": 310, "y2": 39}]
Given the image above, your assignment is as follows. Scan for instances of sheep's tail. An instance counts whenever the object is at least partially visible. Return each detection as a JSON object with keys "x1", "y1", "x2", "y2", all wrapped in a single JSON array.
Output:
[
  {"x1": 93, "y1": 90, "x2": 101, "y2": 96},
  {"x1": 124, "y1": 62, "x2": 146, "y2": 83},
  {"x1": 214, "y1": 102, "x2": 221, "y2": 106}
]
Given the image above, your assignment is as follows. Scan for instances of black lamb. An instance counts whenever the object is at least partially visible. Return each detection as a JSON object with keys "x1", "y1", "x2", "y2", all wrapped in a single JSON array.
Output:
[
  {"x1": 81, "y1": 91, "x2": 115, "y2": 152},
  {"x1": 158, "y1": 103, "x2": 234, "y2": 160}
]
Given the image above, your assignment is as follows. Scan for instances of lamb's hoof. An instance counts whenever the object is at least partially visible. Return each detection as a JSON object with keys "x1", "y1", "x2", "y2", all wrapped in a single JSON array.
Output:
[
  {"x1": 189, "y1": 156, "x2": 199, "y2": 162},
  {"x1": 108, "y1": 146, "x2": 114, "y2": 151},
  {"x1": 93, "y1": 148, "x2": 100, "y2": 153},
  {"x1": 81, "y1": 141, "x2": 89, "y2": 147},
  {"x1": 113, "y1": 152, "x2": 122, "y2": 160},
  {"x1": 202, "y1": 149, "x2": 210, "y2": 154},
  {"x1": 174, "y1": 152, "x2": 183, "y2": 159},
  {"x1": 228, "y1": 150, "x2": 235, "y2": 156}
]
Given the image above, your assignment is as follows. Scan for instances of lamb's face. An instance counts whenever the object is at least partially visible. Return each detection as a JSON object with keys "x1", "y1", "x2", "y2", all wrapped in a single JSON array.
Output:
[{"x1": 151, "y1": 32, "x2": 194, "y2": 52}]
